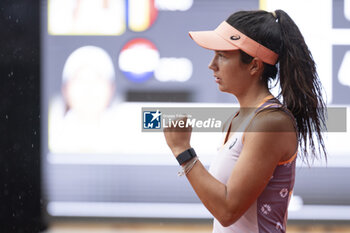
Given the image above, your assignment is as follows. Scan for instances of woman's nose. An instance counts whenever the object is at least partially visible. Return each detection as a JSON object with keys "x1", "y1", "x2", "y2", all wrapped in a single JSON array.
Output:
[{"x1": 208, "y1": 57, "x2": 217, "y2": 71}]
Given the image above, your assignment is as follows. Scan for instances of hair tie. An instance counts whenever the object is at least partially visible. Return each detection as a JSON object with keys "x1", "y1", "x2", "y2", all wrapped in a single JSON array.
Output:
[
  {"x1": 271, "y1": 11, "x2": 279, "y2": 23},
  {"x1": 271, "y1": 11, "x2": 277, "y2": 19}
]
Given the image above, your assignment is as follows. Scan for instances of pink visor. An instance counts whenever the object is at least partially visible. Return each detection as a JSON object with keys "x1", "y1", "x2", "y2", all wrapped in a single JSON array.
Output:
[{"x1": 189, "y1": 21, "x2": 278, "y2": 65}]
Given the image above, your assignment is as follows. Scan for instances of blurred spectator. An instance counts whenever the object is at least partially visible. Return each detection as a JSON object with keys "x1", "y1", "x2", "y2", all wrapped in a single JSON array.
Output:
[{"x1": 49, "y1": 46, "x2": 121, "y2": 153}]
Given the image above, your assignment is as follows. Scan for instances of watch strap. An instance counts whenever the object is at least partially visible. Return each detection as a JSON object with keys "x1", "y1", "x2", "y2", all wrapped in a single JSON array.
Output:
[{"x1": 176, "y1": 148, "x2": 197, "y2": 165}]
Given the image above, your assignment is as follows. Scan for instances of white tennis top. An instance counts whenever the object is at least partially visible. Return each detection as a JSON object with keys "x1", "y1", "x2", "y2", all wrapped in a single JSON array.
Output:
[{"x1": 209, "y1": 97, "x2": 297, "y2": 233}]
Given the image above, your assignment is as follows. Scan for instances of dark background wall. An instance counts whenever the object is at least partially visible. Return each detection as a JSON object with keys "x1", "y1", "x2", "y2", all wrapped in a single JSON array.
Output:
[{"x1": 0, "y1": 0, "x2": 46, "y2": 232}]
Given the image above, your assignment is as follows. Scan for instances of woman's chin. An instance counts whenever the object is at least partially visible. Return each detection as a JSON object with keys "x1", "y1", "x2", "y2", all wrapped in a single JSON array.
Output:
[{"x1": 217, "y1": 85, "x2": 226, "y2": 92}]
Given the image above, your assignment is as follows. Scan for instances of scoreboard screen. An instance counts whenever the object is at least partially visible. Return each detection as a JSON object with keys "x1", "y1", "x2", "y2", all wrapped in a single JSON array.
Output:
[{"x1": 41, "y1": 0, "x2": 350, "y2": 220}]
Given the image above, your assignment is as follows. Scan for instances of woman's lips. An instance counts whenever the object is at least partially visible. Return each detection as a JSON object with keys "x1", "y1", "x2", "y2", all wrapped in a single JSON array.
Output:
[{"x1": 215, "y1": 77, "x2": 220, "y2": 83}]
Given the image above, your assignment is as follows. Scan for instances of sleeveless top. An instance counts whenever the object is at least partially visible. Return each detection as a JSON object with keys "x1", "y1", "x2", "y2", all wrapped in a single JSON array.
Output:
[{"x1": 209, "y1": 96, "x2": 297, "y2": 233}]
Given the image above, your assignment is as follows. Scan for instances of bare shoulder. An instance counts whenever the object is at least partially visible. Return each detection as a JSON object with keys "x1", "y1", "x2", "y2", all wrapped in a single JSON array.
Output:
[
  {"x1": 247, "y1": 108, "x2": 296, "y2": 133},
  {"x1": 244, "y1": 109, "x2": 297, "y2": 161}
]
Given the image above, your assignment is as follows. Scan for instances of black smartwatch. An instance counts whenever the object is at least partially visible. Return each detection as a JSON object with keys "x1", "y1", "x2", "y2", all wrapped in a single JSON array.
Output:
[{"x1": 176, "y1": 148, "x2": 197, "y2": 165}]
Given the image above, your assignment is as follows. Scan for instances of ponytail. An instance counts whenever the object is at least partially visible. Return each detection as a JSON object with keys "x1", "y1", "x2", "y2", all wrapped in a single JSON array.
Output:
[
  {"x1": 227, "y1": 10, "x2": 327, "y2": 163},
  {"x1": 275, "y1": 10, "x2": 327, "y2": 163}
]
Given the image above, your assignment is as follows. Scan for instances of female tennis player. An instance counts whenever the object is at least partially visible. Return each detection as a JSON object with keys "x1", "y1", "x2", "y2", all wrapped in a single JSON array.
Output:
[{"x1": 164, "y1": 10, "x2": 327, "y2": 233}]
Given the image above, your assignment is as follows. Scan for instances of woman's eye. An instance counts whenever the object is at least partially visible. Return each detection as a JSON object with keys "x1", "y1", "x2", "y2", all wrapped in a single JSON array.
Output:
[{"x1": 214, "y1": 51, "x2": 225, "y2": 59}]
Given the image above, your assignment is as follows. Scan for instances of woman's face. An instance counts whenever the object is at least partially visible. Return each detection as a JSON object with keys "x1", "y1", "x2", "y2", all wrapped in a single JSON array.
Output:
[{"x1": 208, "y1": 50, "x2": 251, "y2": 95}]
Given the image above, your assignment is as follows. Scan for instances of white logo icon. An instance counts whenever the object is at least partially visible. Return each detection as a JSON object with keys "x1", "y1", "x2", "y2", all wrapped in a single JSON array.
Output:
[
  {"x1": 280, "y1": 188, "x2": 289, "y2": 198},
  {"x1": 276, "y1": 222, "x2": 283, "y2": 231},
  {"x1": 261, "y1": 204, "x2": 272, "y2": 215}
]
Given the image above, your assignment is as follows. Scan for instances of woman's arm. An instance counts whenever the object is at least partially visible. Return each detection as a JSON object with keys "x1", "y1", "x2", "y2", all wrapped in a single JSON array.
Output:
[{"x1": 164, "y1": 111, "x2": 297, "y2": 227}]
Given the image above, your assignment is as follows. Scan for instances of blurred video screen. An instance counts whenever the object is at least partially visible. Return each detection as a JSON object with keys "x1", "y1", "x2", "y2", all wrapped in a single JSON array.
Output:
[{"x1": 42, "y1": 0, "x2": 350, "y2": 220}]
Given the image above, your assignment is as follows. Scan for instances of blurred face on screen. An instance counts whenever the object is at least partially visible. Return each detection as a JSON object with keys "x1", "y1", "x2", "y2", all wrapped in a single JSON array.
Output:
[{"x1": 63, "y1": 66, "x2": 114, "y2": 119}]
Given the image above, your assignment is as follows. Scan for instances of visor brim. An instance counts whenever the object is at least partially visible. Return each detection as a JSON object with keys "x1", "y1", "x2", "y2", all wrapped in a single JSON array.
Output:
[
  {"x1": 189, "y1": 21, "x2": 279, "y2": 65},
  {"x1": 189, "y1": 30, "x2": 240, "y2": 51}
]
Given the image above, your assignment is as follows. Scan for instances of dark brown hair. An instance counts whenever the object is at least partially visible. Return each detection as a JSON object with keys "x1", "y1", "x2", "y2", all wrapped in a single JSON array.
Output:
[{"x1": 227, "y1": 10, "x2": 327, "y2": 163}]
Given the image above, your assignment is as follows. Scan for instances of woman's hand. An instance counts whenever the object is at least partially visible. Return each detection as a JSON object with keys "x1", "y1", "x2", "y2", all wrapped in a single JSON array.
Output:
[{"x1": 163, "y1": 117, "x2": 192, "y2": 157}]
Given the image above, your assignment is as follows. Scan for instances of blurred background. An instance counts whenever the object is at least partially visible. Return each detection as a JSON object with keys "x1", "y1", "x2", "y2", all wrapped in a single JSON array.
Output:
[{"x1": 2, "y1": 0, "x2": 350, "y2": 232}]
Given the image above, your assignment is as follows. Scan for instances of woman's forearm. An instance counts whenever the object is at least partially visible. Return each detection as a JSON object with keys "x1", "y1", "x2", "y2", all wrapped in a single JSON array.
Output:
[{"x1": 184, "y1": 159, "x2": 240, "y2": 227}]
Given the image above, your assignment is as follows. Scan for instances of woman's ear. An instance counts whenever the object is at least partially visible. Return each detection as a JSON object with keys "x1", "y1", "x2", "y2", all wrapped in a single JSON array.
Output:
[{"x1": 249, "y1": 57, "x2": 264, "y2": 77}]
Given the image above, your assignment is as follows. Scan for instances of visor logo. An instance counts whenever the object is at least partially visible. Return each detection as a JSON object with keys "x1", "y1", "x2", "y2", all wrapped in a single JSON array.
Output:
[{"x1": 230, "y1": 35, "x2": 240, "y2": 40}]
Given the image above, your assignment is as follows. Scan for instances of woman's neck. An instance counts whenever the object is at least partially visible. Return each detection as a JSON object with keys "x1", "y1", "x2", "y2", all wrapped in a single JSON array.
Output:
[{"x1": 236, "y1": 87, "x2": 272, "y2": 117}]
